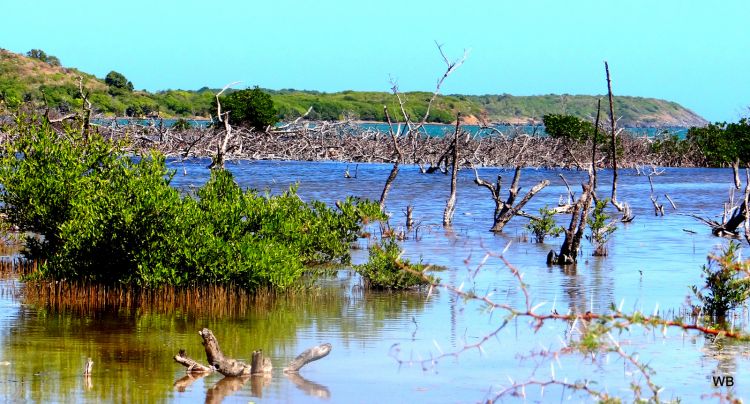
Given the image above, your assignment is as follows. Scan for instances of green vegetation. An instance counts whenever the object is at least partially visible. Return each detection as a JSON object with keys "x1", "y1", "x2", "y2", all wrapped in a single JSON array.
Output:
[
  {"x1": 686, "y1": 119, "x2": 750, "y2": 166},
  {"x1": 542, "y1": 114, "x2": 596, "y2": 142},
  {"x1": 26, "y1": 49, "x2": 60, "y2": 66},
  {"x1": 0, "y1": 48, "x2": 706, "y2": 126},
  {"x1": 356, "y1": 237, "x2": 435, "y2": 289},
  {"x1": 0, "y1": 116, "x2": 384, "y2": 289},
  {"x1": 525, "y1": 206, "x2": 563, "y2": 243},
  {"x1": 691, "y1": 242, "x2": 750, "y2": 320},
  {"x1": 221, "y1": 86, "x2": 277, "y2": 130},
  {"x1": 587, "y1": 198, "x2": 616, "y2": 256},
  {"x1": 105, "y1": 70, "x2": 134, "y2": 94}
]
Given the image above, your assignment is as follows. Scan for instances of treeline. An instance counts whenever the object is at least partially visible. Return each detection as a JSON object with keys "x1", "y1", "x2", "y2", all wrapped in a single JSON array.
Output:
[{"x1": 1, "y1": 48, "x2": 706, "y2": 127}]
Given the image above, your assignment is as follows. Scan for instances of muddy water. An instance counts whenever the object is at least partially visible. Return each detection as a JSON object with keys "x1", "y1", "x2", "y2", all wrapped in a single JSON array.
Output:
[{"x1": 0, "y1": 160, "x2": 748, "y2": 402}]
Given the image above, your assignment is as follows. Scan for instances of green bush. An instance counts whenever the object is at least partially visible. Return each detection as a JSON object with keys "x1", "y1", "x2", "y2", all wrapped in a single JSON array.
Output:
[
  {"x1": 356, "y1": 237, "x2": 435, "y2": 290},
  {"x1": 525, "y1": 206, "x2": 563, "y2": 243},
  {"x1": 543, "y1": 114, "x2": 599, "y2": 142},
  {"x1": 686, "y1": 119, "x2": 750, "y2": 167},
  {"x1": 0, "y1": 117, "x2": 383, "y2": 289},
  {"x1": 691, "y1": 242, "x2": 750, "y2": 320},
  {"x1": 587, "y1": 198, "x2": 616, "y2": 256},
  {"x1": 221, "y1": 87, "x2": 277, "y2": 130}
]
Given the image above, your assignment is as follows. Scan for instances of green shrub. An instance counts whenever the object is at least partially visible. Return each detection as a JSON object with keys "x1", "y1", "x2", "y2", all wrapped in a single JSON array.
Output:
[
  {"x1": 221, "y1": 87, "x2": 277, "y2": 130},
  {"x1": 525, "y1": 206, "x2": 563, "y2": 243},
  {"x1": 543, "y1": 114, "x2": 596, "y2": 142},
  {"x1": 0, "y1": 116, "x2": 383, "y2": 289},
  {"x1": 587, "y1": 198, "x2": 616, "y2": 256},
  {"x1": 356, "y1": 237, "x2": 434, "y2": 290},
  {"x1": 691, "y1": 242, "x2": 750, "y2": 321}
]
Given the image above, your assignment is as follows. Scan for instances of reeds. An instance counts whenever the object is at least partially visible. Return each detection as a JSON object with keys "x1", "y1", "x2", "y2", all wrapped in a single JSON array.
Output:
[{"x1": 18, "y1": 275, "x2": 344, "y2": 319}]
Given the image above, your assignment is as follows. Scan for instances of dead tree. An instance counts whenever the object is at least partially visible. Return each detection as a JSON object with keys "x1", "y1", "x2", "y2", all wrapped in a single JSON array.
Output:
[
  {"x1": 604, "y1": 62, "x2": 634, "y2": 222},
  {"x1": 647, "y1": 175, "x2": 665, "y2": 216},
  {"x1": 548, "y1": 181, "x2": 594, "y2": 266},
  {"x1": 378, "y1": 42, "x2": 467, "y2": 211},
  {"x1": 209, "y1": 82, "x2": 241, "y2": 170},
  {"x1": 443, "y1": 117, "x2": 461, "y2": 226},
  {"x1": 473, "y1": 166, "x2": 550, "y2": 232},
  {"x1": 379, "y1": 106, "x2": 404, "y2": 210},
  {"x1": 174, "y1": 328, "x2": 331, "y2": 377}
]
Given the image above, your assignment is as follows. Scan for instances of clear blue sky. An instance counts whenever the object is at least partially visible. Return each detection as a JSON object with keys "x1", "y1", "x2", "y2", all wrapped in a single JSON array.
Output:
[{"x1": 2, "y1": 0, "x2": 748, "y2": 121}]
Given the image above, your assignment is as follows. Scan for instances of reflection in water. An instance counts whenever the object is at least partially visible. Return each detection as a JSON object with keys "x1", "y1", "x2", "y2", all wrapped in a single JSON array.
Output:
[
  {"x1": 286, "y1": 372, "x2": 331, "y2": 400},
  {"x1": 205, "y1": 376, "x2": 254, "y2": 404},
  {"x1": 173, "y1": 373, "x2": 206, "y2": 392}
]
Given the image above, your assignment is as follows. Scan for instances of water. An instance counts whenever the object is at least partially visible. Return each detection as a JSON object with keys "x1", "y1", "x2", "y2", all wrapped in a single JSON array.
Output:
[{"x1": 0, "y1": 160, "x2": 747, "y2": 402}]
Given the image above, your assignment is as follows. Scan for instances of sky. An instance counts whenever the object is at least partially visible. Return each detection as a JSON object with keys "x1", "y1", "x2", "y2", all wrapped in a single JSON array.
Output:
[{"x1": 1, "y1": 0, "x2": 748, "y2": 122}]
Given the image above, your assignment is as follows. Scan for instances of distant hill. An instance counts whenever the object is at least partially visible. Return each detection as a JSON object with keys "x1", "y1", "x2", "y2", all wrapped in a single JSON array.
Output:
[{"x1": 0, "y1": 48, "x2": 708, "y2": 127}]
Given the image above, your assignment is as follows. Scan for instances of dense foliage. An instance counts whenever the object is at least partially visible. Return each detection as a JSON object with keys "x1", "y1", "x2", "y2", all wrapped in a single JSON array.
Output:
[
  {"x1": 355, "y1": 237, "x2": 434, "y2": 290},
  {"x1": 542, "y1": 114, "x2": 596, "y2": 142},
  {"x1": 220, "y1": 87, "x2": 277, "y2": 130},
  {"x1": 686, "y1": 119, "x2": 750, "y2": 166},
  {"x1": 691, "y1": 242, "x2": 750, "y2": 320},
  {"x1": 105, "y1": 71, "x2": 134, "y2": 94},
  {"x1": 0, "y1": 118, "x2": 384, "y2": 289}
]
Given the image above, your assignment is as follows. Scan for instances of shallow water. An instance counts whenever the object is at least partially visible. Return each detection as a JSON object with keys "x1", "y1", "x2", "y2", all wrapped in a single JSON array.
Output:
[{"x1": 0, "y1": 160, "x2": 748, "y2": 402}]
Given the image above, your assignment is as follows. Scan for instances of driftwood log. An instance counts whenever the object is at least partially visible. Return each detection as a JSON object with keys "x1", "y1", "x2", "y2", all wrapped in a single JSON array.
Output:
[{"x1": 174, "y1": 328, "x2": 331, "y2": 378}]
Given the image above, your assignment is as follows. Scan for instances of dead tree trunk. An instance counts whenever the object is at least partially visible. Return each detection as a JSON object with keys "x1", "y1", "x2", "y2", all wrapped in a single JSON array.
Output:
[
  {"x1": 474, "y1": 166, "x2": 550, "y2": 232},
  {"x1": 209, "y1": 83, "x2": 240, "y2": 170},
  {"x1": 443, "y1": 117, "x2": 461, "y2": 227},
  {"x1": 199, "y1": 328, "x2": 254, "y2": 376},
  {"x1": 379, "y1": 106, "x2": 403, "y2": 210},
  {"x1": 591, "y1": 98, "x2": 601, "y2": 196},
  {"x1": 604, "y1": 62, "x2": 632, "y2": 222},
  {"x1": 548, "y1": 182, "x2": 594, "y2": 265}
]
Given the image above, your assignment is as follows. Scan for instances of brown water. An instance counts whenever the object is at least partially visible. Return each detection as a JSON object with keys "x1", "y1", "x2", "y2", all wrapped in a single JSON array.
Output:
[{"x1": 0, "y1": 160, "x2": 748, "y2": 402}]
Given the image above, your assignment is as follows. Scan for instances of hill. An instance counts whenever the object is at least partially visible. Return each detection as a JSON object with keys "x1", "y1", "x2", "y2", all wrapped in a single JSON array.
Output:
[{"x1": 0, "y1": 48, "x2": 707, "y2": 127}]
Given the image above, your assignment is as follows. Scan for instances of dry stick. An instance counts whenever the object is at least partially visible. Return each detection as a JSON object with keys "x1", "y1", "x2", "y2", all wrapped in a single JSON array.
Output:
[
  {"x1": 558, "y1": 173, "x2": 575, "y2": 204},
  {"x1": 379, "y1": 106, "x2": 403, "y2": 210},
  {"x1": 647, "y1": 175, "x2": 664, "y2": 216},
  {"x1": 591, "y1": 98, "x2": 602, "y2": 197},
  {"x1": 209, "y1": 82, "x2": 241, "y2": 169},
  {"x1": 605, "y1": 62, "x2": 625, "y2": 213},
  {"x1": 443, "y1": 115, "x2": 461, "y2": 226},
  {"x1": 665, "y1": 194, "x2": 678, "y2": 210},
  {"x1": 77, "y1": 76, "x2": 92, "y2": 137},
  {"x1": 733, "y1": 159, "x2": 741, "y2": 190}
]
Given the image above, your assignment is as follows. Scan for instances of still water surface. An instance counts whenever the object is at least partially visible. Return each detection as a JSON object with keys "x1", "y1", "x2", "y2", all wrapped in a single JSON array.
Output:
[{"x1": 0, "y1": 160, "x2": 748, "y2": 402}]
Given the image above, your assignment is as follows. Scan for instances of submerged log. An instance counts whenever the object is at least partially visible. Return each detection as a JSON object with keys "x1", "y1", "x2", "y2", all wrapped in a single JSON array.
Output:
[
  {"x1": 176, "y1": 328, "x2": 329, "y2": 380},
  {"x1": 199, "y1": 328, "x2": 254, "y2": 377},
  {"x1": 284, "y1": 343, "x2": 333, "y2": 373},
  {"x1": 174, "y1": 349, "x2": 214, "y2": 373}
]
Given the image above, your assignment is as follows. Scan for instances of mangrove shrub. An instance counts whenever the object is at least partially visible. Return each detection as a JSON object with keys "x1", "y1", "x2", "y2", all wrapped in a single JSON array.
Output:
[
  {"x1": 356, "y1": 237, "x2": 434, "y2": 290},
  {"x1": 0, "y1": 117, "x2": 382, "y2": 289}
]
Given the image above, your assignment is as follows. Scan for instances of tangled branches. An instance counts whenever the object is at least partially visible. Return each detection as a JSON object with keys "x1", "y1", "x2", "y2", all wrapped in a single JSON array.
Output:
[{"x1": 389, "y1": 247, "x2": 749, "y2": 403}]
